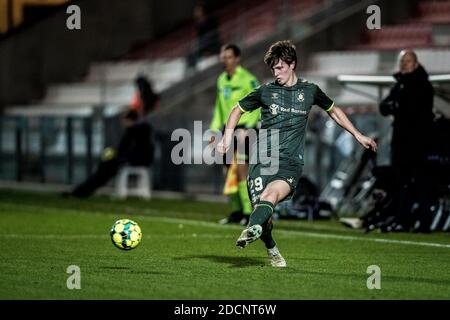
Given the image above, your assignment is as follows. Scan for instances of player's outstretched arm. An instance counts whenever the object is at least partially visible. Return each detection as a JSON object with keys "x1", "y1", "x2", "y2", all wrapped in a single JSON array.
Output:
[
  {"x1": 327, "y1": 106, "x2": 377, "y2": 152},
  {"x1": 217, "y1": 105, "x2": 243, "y2": 153}
]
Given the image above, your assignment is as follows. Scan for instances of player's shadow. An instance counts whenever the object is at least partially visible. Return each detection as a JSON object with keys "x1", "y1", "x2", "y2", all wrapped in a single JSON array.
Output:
[
  {"x1": 99, "y1": 266, "x2": 171, "y2": 275},
  {"x1": 174, "y1": 254, "x2": 265, "y2": 268},
  {"x1": 100, "y1": 266, "x2": 130, "y2": 270}
]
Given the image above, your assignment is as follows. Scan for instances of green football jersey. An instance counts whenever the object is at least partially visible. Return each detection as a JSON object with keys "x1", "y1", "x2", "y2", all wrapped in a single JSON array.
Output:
[
  {"x1": 210, "y1": 66, "x2": 261, "y2": 132},
  {"x1": 238, "y1": 78, "x2": 334, "y2": 166}
]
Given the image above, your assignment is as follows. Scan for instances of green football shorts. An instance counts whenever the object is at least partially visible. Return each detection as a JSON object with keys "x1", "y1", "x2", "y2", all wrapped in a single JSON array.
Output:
[{"x1": 247, "y1": 161, "x2": 303, "y2": 206}]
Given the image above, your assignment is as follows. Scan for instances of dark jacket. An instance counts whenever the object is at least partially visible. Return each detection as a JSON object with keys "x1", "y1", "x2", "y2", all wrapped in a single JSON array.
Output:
[
  {"x1": 117, "y1": 120, "x2": 154, "y2": 167},
  {"x1": 379, "y1": 65, "x2": 434, "y2": 164}
]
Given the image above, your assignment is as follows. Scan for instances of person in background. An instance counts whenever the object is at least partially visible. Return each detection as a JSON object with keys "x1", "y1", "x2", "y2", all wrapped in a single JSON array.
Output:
[
  {"x1": 64, "y1": 110, "x2": 154, "y2": 198},
  {"x1": 186, "y1": 2, "x2": 221, "y2": 72},
  {"x1": 379, "y1": 50, "x2": 435, "y2": 232},
  {"x1": 129, "y1": 75, "x2": 160, "y2": 117},
  {"x1": 209, "y1": 44, "x2": 260, "y2": 226}
]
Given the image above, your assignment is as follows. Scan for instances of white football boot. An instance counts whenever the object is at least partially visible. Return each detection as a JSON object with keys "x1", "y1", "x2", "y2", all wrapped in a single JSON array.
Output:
[
  {"x1": 235, "y1": 224, "x2": 262, "y2": 248},
  {"x1": 267, "y1": 246, "x2": 287, "y2": 267}
]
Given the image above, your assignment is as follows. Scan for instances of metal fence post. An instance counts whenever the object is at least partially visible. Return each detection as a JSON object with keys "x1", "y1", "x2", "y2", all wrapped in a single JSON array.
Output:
[
  {"x1": 84, "y1": 117, "x2": 93, "y2": 177},
  {"x1": 15, "y1": 117, "x2": 24, "y2": 182},
  {"x1": 66, "y1": 117, "x2": 73, "y2": 184}
]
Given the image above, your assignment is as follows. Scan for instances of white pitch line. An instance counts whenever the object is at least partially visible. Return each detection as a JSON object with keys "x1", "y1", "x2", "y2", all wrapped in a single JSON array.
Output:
[
  {"x1": 0, "y1": 233, "x2": 234, "y2": 240},
  {"x1": 276, "y1": 229, "x2": 450, "y2": 249},
  {"x1": 0, "y1": 234, "x2": 106, "y2": 239},
  {"x1": 143, "y1": 216, "x2": 450, "y2": 249},
  {"x1": 1, "y1": 202, "x2": 450, "y2": 249}
]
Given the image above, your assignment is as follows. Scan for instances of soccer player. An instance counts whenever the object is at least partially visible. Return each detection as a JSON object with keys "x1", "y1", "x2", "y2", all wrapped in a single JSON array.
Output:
[
  {"x1": 217, "y1": 40, "x2": 377, "y2": 267},
  {"x1": 210, "y1": 44, "x2": 261, "y2": 225}
]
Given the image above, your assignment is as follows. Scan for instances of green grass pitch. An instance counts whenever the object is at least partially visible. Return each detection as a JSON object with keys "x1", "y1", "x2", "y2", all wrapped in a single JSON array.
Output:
[{"x1": 0, "y1": 189, "x2": 449, "y2": 299}]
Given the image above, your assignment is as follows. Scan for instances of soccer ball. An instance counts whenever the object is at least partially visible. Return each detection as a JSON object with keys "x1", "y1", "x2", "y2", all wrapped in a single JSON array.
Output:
[{"x1": 110, "y1": 219, "x2": 142, "y2": 250}]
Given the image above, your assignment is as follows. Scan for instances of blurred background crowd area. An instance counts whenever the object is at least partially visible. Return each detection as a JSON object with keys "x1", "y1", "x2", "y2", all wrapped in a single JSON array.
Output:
[{"x1": 0, "y1": 0, "x2": 449, "y2": 230}]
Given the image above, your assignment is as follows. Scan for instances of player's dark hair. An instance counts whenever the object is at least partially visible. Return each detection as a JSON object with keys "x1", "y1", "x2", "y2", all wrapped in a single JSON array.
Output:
[
  {"x1": 264, "y1": 40, "x2": 297, "y2": 70},
  {"x1": 222, "y1": 43, "x2": 241, "y2": 57},
  {"x1": 135, "y1": 74, "x2": 160, "y2": 114}
]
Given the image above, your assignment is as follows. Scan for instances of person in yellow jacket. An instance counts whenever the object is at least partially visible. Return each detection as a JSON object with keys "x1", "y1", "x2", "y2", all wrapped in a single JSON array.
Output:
[{"x1": 209, "y1": 44, "x2": 260, "y2": 225}]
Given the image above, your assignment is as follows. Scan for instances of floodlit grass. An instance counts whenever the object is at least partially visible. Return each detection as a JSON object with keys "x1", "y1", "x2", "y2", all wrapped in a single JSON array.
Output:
[{"x1": 0, "y1": 190, "x2": 449, "y2": 299}]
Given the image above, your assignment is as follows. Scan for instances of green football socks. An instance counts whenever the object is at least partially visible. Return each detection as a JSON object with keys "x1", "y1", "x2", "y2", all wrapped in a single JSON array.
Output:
[
  {"x1": 260, "y1": 218, "x2": 276, "y2": 249},
  {"x1": 249, "y1": 200, "x2": 275, "y2": 227},
  {"x1": 238, "y1": 180, "x2": 253, "y2": 215}
]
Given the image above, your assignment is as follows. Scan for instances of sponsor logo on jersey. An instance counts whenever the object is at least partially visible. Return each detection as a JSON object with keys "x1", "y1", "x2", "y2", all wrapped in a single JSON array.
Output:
[
  {"x1": 269, "y1": 104, "x2": 280, "y2": 115},
  {"x1": 291, "y1": 108, "x2": 307, "y2": 115}
]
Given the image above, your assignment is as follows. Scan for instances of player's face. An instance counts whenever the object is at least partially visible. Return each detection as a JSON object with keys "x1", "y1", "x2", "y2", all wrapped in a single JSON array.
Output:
[
  {"x1": 272, "y1": 59, "x2": 295, "y2": 86},
  {"x1": 221, "y1": 49, "x2": 240, "y2": 74},
  {"x1": 399, "y1": 53, "x2": 418, "y2": 74}
]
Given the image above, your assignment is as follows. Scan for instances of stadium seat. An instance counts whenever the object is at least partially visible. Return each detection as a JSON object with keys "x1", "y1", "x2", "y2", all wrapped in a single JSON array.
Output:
[
  {"x1": 115, "y1": 166, "x2": 152, "y2": 200},
  {"x1": 357, "y1": 24, "x2": 432, "y2": 50},
  {"x1": 415, "y1": 0, "x2": 450, "y2": 24},
  {"x1": 308, "y1": 51, "x2": 380, "y2": 75},
  {"x1": 43, "y1": 82, "x2": 135, "y2": 105},
  {"x1": 290, "y1": 0, "x2": 323, "y2": 22}
]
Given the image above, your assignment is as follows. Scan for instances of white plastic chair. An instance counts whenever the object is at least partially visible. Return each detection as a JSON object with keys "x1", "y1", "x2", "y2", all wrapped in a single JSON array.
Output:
[{"x1": 115, "y1": 166, "x2": 151, "y2": 199}]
